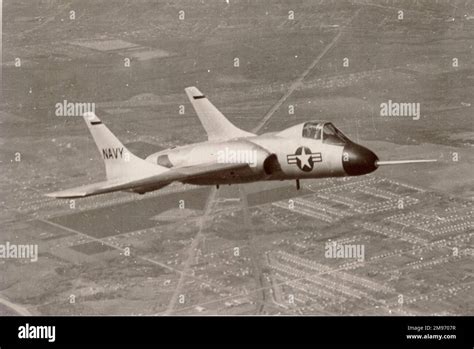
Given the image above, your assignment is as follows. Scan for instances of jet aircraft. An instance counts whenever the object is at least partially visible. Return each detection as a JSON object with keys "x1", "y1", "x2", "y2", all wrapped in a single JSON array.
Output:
[{"x1": 47, "y1": 87, "x2": 436, "y2": 198}]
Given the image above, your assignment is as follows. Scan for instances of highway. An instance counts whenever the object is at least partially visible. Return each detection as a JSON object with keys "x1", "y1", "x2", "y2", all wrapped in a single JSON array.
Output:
[
  {"x1": 0, "y1": 293, "x2": 32, "y2": 316},
  {"x1": 163, "y1": 9, "x2": 363, "y2": 314}
]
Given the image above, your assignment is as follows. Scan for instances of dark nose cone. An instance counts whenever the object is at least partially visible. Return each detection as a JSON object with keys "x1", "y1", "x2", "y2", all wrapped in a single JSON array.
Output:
[{"x1": 342, "y1": 142, "x2": 379, "y2": 176}]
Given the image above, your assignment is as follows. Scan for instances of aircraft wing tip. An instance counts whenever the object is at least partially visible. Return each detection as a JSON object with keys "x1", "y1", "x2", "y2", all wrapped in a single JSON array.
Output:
[
  {"x1": 45, "y1": 191, "x2": 85, "y2": 199},
  {"x1": 184, "y1": 86, "x2": 202, "y2": 96},
  {"x1": 82, "y1": 111, "x2": 101, "y2": 124}
]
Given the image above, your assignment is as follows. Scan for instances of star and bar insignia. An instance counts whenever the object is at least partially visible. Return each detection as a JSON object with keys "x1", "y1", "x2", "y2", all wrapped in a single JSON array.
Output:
[{"x1": 287, "y1": 147, "x2": 322, "y2": 172}]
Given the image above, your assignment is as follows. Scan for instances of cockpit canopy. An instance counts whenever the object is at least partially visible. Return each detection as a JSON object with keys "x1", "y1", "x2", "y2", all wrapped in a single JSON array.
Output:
[{"x1": 302, "y1": 121, "x2": 350, "y2": 145}]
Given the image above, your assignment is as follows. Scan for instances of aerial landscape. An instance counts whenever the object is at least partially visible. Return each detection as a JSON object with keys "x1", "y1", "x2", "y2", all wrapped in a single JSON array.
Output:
[{"x1": 1, "y1": 0, "x2": 473, "y2": 316}]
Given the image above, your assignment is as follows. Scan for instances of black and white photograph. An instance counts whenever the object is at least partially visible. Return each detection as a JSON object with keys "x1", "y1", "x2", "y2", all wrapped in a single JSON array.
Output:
[{"x1": 1, "y1": 0, "x2": 473, "y2": 346}]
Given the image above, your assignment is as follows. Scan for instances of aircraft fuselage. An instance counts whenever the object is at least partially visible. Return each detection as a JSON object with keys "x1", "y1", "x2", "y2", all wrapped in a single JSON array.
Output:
[
  {"x1": 145, "y1": 131, "x2": 377, "y2": 186},
  {"x1": 47, "y1": 89, "x2": 435, "y2": 200}
]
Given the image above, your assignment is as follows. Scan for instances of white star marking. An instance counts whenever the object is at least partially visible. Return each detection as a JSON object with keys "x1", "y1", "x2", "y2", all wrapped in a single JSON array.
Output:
[{"x1": 296, "y1": 148, "x2": 312, "y2": 169}]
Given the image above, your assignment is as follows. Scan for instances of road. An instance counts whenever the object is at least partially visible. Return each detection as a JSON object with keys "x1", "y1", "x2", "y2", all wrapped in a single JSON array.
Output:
[
  {"x1": 251, "y1": 8, "x2": 362, "y2": 133},
  {"x1": 163, "y1": 8, "x2": 363, "y2": 315},
  {"x1": 0, "y1": 293, "x2": 32, "y2": 316},
  {"x1": 238, "y1": 185, "x2": 267, "y2": 314},
  {"x1": 163, "y1": 187, "x2": 218, "y2": 315}
]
